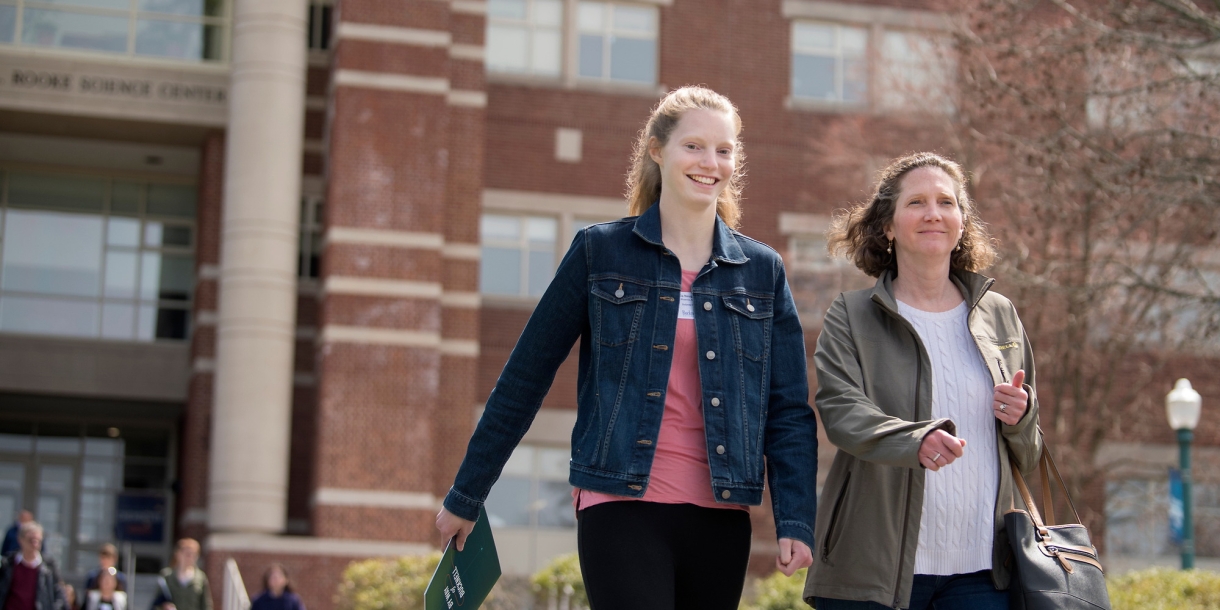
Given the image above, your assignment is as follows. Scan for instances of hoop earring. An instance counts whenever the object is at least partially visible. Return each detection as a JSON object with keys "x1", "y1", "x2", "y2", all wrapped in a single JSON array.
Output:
[{"x1": 887, "y1": 239, "x2": 893, "y2": 255}]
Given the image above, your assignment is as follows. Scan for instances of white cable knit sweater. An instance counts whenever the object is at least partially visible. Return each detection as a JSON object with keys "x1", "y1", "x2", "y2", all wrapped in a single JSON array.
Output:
[{"x1": 898, "y1": 300, "x2": 999, "y2": 576}]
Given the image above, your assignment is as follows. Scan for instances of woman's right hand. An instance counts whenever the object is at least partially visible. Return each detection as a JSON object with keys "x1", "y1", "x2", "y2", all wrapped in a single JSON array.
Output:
[
  {"x1": 919, "y1": 429, "x2": 966, "y2": 472},
  {"x1": 435, "y1": 507, "x2": 477, "y2": 551}
]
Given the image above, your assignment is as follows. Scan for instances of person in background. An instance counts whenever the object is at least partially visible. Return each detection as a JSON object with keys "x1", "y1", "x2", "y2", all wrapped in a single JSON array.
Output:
[
  {"x1": 62, "y1": 585, "x2": 76, "y2": 610},
  {"x1": 81, "y1": 569, "x2": 125, "y2": 610},
  {"x1": 150, "y1": 539, "x2": 211, "y2": 610},
  {"x1": 0, "y1": 521, "x2": 66, "y2": 610},
  {"x1": 249, "y1": 564, "x2": 303, "y2": 610},
  {"x1": 0, "y1": 511, "x2": 33, "y2": 557},
  {"x1": 84, "y1": 545, "x2": 127, "y2": 592}
]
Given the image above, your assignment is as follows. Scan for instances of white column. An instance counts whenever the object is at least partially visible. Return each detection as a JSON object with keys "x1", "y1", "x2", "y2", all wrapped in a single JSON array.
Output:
[{"x1": 208, "y1": 0, "x2": 308, "y2": 533}]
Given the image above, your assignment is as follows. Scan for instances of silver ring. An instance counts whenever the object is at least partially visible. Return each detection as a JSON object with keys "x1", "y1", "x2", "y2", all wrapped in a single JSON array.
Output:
[
  {"x1": 1000, "y1": 403, "x2": 1008, "y2": 413},
  {"x1": 931, "y1": 452, "x2": 942, "y2": 463}
]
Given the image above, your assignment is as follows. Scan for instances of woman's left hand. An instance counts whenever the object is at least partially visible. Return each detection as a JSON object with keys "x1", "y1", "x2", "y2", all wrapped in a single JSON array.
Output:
[
  {"x1": 776, "y1": 538, "x2": 813, "y2": 576},
  {"x1": 993, "y1": 369, "x2": 1028, "y2": 426}
]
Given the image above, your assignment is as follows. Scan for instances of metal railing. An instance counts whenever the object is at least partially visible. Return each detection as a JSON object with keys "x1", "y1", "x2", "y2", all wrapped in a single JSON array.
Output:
[{"x1": 221, "y1": 559, "x2": 251, "y2": 610}]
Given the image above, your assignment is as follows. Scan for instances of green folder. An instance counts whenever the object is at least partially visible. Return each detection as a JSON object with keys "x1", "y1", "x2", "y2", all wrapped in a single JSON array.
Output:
[{"x1": 424, "y1": 506, "x2": 501, "y2": 610}]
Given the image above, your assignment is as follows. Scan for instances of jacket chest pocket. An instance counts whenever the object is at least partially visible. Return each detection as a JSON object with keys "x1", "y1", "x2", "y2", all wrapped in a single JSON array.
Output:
[
  {"x1": 592, "y1": 279, "x2": 649, "y2": 347},
  {"x1": 722, "y1": 293, "x2": 773, "y2": 361},
  {"x1": 977, "y1": 334, "x2": 1023, "y2": 383}
]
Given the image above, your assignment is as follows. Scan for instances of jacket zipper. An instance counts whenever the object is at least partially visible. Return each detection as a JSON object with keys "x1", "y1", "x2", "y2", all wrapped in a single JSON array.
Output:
[
  {"x1": 893, "y1": 353, "x2": 919, "y2": 608},
  {"x1": 967, "y1": 305, "x2": 1010, "y2": 590}
]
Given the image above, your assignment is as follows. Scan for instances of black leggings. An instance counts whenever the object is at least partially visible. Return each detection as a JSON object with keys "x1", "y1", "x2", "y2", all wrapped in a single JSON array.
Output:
[{"x1": 577, "y1": 501, "x2": 752, "y2": 610}]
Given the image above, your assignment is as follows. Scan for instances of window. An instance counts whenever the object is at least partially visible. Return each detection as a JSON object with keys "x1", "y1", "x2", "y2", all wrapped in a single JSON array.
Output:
[
  {"x1": 486, "y1": 0, "x2": 659, "y2": 86},
  {"x1": 306, "y1": 1, "x2": 332, "y2": 51},
  {"x1": 484, "y1": 445, "x2": 574, "y2": 529},
  {"x1": 0, "y1": 171, "x2": 196, "y2": 341},
  {"x1": 299, "y1": 195, "x2": 323, "y2": 279},
  {"x1": 577, "y1": 2, "x2": 657, "y2": 84},
  {"x1": 487, "y1": 0, "x2": 562, "y2": 76},
  {"x1": 480, "y1": 214, "x2": 558, "y2": 298},
  {"x1": 791, "y1": 21, "x2": 868, "y2": 104},
  {"x1": 878, "y1": 30, "x2": 955, "y2": 112},
  {"x1": 790, "y1": 20, "x2": 954, "y2": 112},
  {"x1": 0, "y1": 0, "x2": 228, "y2": 61}
]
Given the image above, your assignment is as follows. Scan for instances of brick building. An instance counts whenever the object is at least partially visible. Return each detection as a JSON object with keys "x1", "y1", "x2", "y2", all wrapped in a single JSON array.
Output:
[{"x1": 0, "y1": 0, "x2": 1214, "y2": 608}]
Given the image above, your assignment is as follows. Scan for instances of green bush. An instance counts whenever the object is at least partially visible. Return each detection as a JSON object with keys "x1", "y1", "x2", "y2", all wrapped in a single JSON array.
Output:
[
  {"x1": 740, "y1": 568, "x2": 807, "y2": 610},
  {"x1": 1108, "y1": 567, "x2": 1220, "y2": 610},
  {"x1": 334, "y1": 553, "x2": 442, "y2": 610},
  {"x1": 530, "y1": 552, "x2": 588, "y2": 607},
  {"x1": 737, "y1": 565, "x2": 1220, "y2": 610}
]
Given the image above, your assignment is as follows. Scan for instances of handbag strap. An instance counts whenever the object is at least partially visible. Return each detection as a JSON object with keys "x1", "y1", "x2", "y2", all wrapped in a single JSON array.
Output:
[
  {"x1": 1039, "y1": 453, "x2": 1055, "y2": 525},
  {"x1": 1009, "y1": 444, "x2": 1084, "y2": 529}
]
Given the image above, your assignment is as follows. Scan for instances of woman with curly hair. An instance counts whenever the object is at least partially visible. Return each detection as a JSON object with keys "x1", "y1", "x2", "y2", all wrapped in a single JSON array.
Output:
[{"x1": 803, "y1": 152, "x2": 1042, "y2": 610}]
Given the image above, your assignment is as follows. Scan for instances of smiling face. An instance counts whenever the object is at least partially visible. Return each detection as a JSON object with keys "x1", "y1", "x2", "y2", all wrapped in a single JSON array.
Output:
[
  {"x1": 649, "y1": 108, "x2": 737, "y2": 211},
  {"x1": 885, "y1": 166, "x2": 964, "y2": 264}
]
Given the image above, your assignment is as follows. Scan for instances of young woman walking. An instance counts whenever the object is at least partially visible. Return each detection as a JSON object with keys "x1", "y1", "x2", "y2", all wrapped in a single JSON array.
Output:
[{"x1": 436, "y1": 86, "x2": 818, "y2": 609}]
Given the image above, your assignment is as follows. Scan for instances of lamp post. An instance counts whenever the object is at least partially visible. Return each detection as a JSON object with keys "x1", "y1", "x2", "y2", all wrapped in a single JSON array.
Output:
[{"x1": 1166, "y1": 378, "x2": 1202, "y2": 570}]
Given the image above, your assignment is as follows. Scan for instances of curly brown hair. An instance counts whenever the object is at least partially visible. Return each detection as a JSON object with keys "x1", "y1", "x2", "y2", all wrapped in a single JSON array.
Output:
[
  {"x1": 827, "y1": 152, "x2": 996, "y2": 277},
  {"x1": 626, "y1": 86, "x2": 745, "y2": 229}
]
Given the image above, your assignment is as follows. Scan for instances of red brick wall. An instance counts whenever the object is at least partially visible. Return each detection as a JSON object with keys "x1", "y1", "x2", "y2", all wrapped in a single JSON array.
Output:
[
  {"x1": 311, "y1": 0, "x2": 486, "y2": 544},
  {"x1": 179, "y1": 131, "x2": 224, "y2": 543}
]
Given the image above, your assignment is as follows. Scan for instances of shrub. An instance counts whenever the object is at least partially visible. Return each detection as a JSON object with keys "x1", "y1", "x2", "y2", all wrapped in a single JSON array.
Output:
[
  {"x1": 333, "y1": 553, "x2": 442, "y2": 610},
  {"x1": 530, "y1": 552, "x2": 588, "y2": 608},
  {"x1": 740, "y1": 568, "x2": 807, "y2": 610},
  {"x1": 1108, "y1": 567, "x2": 1220, "y2": 610}
]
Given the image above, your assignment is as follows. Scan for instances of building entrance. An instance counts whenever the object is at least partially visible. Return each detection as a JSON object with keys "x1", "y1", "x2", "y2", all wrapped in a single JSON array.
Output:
[{"x1": 0, "y1": 398, "x2": 176, "y2": 581}]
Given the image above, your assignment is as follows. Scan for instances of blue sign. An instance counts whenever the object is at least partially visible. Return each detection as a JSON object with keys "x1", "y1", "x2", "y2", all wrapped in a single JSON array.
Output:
[
  {"x1": 115, "y1": 494, "x2": 166, "y2": 543},
  {"x1": 1169, "y1": 468, "x2": 1184, "y2": 544}
]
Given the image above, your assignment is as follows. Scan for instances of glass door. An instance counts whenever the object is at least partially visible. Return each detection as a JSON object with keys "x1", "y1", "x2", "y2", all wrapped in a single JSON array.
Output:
[
  {"x1": 36, "y1": 462, "x2": 76, "y2": 564},
  {"x1": 0, "y1": 461, "x2": 24, "y2": 527}
]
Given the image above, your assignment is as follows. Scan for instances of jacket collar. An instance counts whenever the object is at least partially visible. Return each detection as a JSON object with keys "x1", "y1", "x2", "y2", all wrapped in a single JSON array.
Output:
[
  {"x1": 632, "y1": 202, "x2": 749, "y2": 265},
  {"x1": 870, "y1": 268, "x2": 996, "y2": 313}
]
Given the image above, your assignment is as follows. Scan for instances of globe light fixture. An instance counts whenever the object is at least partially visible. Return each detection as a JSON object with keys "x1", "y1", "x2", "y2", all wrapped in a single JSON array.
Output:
[{"x1": 1166, "y1": 378, "x2": 1202, "y2": 570}]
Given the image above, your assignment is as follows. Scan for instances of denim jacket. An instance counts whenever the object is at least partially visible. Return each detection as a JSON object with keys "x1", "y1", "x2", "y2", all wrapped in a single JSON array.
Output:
[{"x1": 443, "y1": 204, "x2": 819, "y2": 546}]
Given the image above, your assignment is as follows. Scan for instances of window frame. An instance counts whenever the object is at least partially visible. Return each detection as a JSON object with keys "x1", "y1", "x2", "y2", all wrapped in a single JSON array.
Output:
[
  {"x1": 790, "y1": 20, "x2": 869, "y2": 107},
  {"x1": 479, "y1": 189, "x2": 624, "y2": 308},
  {"x1": 486, "y1": 0, "x2": 564, "y2": 78},
  {"x1": 485, "y1": 0, "x2": 666, "y2": 95},
  {"x1": 479, "y1": 212, "x2": 560, "y2": 300},
  {"x1": 298, "y1": 194, "x2": 323, "y2": 280},
  {"x1": 0, "y1": 0, "x2": 233, "y2": 64},
  {"x1": 782, "y1": 1, "x2": 954, "y2": 114},
  {"x1": 875, "y1": 28, "x2": 956, "y2": 113},
  {"x1": 0, "y1": 167, "x2": 197, "y2": 343}
]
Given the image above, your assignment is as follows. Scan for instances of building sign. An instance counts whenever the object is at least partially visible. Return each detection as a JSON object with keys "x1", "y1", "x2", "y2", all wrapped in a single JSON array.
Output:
[
  {"x1": 0, "y1": 54, "x2": 229, "y2": 126},
  {"x1": 115, "y1": 494, "x2": 167, "y2": 543},
  {"x1": 7, "y1": 69, "x2": 226, "y2": 105}
]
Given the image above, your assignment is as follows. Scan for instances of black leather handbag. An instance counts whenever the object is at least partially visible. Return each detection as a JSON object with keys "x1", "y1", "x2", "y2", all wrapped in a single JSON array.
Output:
[{"x1": 1006, "y1": 446, "x2": 1112, "y2": 610}]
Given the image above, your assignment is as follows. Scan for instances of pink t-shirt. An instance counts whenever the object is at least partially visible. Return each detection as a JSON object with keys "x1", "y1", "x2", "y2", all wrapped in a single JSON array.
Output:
[{"x1": 574, "y1": 269, "x2": 747, "y2": 512}]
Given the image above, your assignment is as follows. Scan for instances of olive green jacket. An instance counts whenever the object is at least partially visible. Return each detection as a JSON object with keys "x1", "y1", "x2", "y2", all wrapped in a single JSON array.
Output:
[
  {"x1": 154, "y1": 567, "x2": 212, "y2": 610},
  {"x1": 803, "y1": 269, "x2": 1042, "y2": 608}
]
